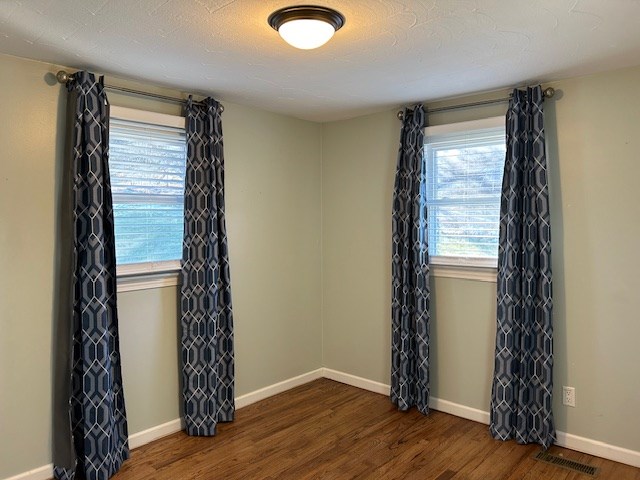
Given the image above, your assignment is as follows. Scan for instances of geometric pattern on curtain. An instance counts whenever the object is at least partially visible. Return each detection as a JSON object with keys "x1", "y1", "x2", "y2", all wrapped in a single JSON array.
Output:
[
  {"x1": 181, "y1": 96, "x2": 235, "y2": 436},
  {"x1": 390, "y1": 104, "x2": 431, "y2": 414},
  {"x1": 53, "y1": 71, "x2": 129, "y2": 480},
  {"x1": 490, "y1": 86, "x2": 555, "y2": 449}
]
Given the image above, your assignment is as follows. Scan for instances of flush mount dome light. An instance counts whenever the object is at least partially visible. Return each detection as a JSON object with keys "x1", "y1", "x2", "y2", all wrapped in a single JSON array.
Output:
[{"x1": 268, "y1": 5, "x2": 345, "y2": 50}]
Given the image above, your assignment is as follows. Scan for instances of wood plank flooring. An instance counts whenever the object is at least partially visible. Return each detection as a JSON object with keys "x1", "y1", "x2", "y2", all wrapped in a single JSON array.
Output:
[{"x1": 111, "y1": 379, "x2": 640, "y2": 480}]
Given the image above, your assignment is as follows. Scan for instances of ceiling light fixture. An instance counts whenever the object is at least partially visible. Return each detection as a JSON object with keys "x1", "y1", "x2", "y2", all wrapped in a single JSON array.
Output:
[{"x1": 268, "y1": 5, "x2": 345, "y2": 50}]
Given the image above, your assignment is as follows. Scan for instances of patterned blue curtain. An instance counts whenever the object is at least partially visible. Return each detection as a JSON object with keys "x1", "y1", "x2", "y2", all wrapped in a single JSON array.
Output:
[
  {"x1": 54, "y1": 71, "x2": 129, "y2": 480},
  {"x1": 181, "y1": 97, "x2": 235, "y2": 436},
  {"x1": 490, "y1": 86, "x2": 555, "y2": 449},
  {"x1": 390, "y1": 105, "x2": 430, "y2": 414}
]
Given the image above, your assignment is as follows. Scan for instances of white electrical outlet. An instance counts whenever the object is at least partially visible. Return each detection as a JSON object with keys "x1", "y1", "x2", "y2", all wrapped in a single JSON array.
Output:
[{"x1": 563, "y1": 386, "x2": 576, "y2": 407}]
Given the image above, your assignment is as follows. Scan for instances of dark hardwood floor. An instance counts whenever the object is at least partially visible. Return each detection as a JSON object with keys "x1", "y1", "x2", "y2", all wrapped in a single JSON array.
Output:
[{"x1": 111, "y1": 379, "x2": 639, "y2": 479}]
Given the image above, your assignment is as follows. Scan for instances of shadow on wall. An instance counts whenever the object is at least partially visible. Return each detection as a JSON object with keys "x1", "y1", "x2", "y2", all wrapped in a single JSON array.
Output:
[
  {"x1": 50, "y1": 74, "x2": 74, "y2": 468},
  {"x1": 543, "y1": 89, "x2": 576, "y2": 433},
  {"x1": 176, "y1": 289, "x2": 185, "y2": 420}
]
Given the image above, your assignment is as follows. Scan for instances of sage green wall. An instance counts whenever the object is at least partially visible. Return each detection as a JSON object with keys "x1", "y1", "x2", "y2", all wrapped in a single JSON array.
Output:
[
  {"x1": 117, "y1": 288, "x2": 181, "y2": 434},
  {"x1": 2, "y1": 50, "x2": 639, "y2": 479},
  {"x1": 0, "y1": 53, "x2": 322, "y2": 478},
  {"x1": 321, "y1": 65, "x2": 640, "y2": 453},
  {"x1": 321, "y1": 110, "x2": 397, "y2": 380},
  {"x1": 545, "y1": 66, "x2": 640, "y2": 451},
  {"x1": 0, "y1": 55, "x2": 62, "y2": 480}
]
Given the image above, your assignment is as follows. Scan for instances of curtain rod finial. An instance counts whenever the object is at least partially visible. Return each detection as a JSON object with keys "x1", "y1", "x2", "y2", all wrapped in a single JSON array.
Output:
[
  {"x1": 543, "y1": 87, "x2": 555, "y2": 98},
  {"x1": 397, "y1": 110, "x2": 404, "y2": 121},
  {"x1": 56, "y1": 70, "x2": 73, "y2": 84}
]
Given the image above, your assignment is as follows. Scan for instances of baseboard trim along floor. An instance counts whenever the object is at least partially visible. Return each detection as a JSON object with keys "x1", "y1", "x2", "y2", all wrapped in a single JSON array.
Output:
[
  {"x1": 235, "y1": 368, "x2": 324, "y2": 409},
  {"x1": 322, "y1": 368, "x2": 640, "y2": 469},
  {"x1": 5, "y1": 367, "x2": 638, "y2": 480},
  {"x1": 3, "y1": 465, "x2": 53, "y2": 480}
]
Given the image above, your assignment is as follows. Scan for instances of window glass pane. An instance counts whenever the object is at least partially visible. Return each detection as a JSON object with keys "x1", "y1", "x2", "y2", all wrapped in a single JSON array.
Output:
[
  {"x1": 425, "y1": 124, "x2": 505, "y2": 262},
  {"x1": 429, "y1": 204, "x2": 500, "y2": 258},
  {"x1": 109, "y1": 117, "x2": 186, "y2": 265}
]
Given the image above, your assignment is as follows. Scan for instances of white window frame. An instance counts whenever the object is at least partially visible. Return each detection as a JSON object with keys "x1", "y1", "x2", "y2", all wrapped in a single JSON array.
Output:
[
  {"x1": 109, "y1": 105, "x2": 185, "y2": 292},
  {"x1": 424, "y1": 116, "x2": 505, "y2": 283}
]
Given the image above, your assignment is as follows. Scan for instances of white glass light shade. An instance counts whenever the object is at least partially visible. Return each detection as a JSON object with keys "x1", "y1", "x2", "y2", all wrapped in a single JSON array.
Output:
[{"x1": 278, "y1": 18, "x2": 336, "y2": 50}]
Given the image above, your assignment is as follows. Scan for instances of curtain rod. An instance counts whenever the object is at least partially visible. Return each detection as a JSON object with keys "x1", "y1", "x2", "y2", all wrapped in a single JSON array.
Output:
[
  {"x1": 396, "y1": 86, "x2": 555, "y2": 120},
  {"x1": 55, "y1": 70, "x2": 223, "y2": 112}
]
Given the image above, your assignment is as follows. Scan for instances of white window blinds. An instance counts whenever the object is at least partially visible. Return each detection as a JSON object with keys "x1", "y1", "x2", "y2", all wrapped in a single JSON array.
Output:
[{"x1": 109, "y1": 114, "x2": 186, "y2": 268}]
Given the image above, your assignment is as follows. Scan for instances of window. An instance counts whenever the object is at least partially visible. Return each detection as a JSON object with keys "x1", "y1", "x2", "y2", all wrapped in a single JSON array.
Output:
[
  {"x1": 109, "y1": 106, "x2": 186, "y2": 281},
  {"x1": 424, "y1": 116, "x2": 505, "y2": 274}
]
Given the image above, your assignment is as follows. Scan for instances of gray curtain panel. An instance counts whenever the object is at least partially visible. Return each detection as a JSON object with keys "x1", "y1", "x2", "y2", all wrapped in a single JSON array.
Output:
[
  {"x1": 53, "y1": 71, "x2": 129, "y2": 480},
  {"x1": 181, "y1": 97, "x2": 235, "y2": 436},
  {"x1": 390, "y1": 105, "x2": 430, "y2": 414},
  {"x1": 490, "y1": 86, "x2": 555, "y2": 449}
]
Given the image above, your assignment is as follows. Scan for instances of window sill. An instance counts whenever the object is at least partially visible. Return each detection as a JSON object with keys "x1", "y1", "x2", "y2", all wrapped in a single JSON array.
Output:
[
  {"x1": 430, "y1": 264, "x2": 497, "y2": 283},
  {"x1": 117, "y1": 270, "x2": 180, "y2": 293}
]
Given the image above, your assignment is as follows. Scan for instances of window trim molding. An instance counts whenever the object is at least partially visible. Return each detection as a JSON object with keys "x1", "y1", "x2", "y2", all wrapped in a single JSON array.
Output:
[
  {"x1": 117, "y1": 270, "x2": 181, "y2": 292},
  {"x1": 424, "y1": 115, "x2": 505, "y2": 136},
  {"x1": 430, "y1": 264, "x2": 497, "y2": 283},
  {"x1": 110, "y1": 105, "x2": 186, "y2": 290},
  {"x1": 430, "y1": 255, "x2": 497, "y2": 269},
  {"x1": 110, "y1": 105, "x2": 185, "y2": 128},
  {"x1": 117, "y1": 261, "x2": 181, "y2": 292},
  {"x1": 117, "y1": 260, "x2": 181, "y2": 277}
]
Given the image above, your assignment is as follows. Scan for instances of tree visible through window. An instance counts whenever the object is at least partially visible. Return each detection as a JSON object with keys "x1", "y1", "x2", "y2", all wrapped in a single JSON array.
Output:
[{"x1": 424, "y1": 117, "x2": 505, "y2": 267}]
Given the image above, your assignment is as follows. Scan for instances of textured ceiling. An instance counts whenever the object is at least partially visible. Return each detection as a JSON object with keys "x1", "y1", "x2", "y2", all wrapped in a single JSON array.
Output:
[{"x1": 1, "y1": 0, "x2": 640, "y2": 121}]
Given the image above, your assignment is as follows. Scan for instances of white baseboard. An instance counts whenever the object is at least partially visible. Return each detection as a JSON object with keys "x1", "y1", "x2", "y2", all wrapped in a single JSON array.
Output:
[
  {"x1": 322, "y1": 368, "x2": 640, "y2": 468},
  {"x1": 235, "y1": 368, "x2": 324, "y2": 409},
  {"x1": 4, "y1": 369, "x2": 324, "y2": 480},
  {"x1": 128, "y1": 418, "x2": 185, "y2": 450},
  {"x1": 4, "y1": 419, "x2": 187, "y2": 480},
  {"x1": 3, "y1": 465, "x2": 53, "y2": 480},
  {"x1": 322, "y1": 368, "x2": 390, "y2": 395},
  {"x1": 123, "y1": 368, "x2": 325, "y2": 451},
  {"x1": 556, "y1": 431, "x2": 640, "y2": 468},
  {"x1": 322, "y1": 367, "x2": 491, "y2": 423},
  {"x1": 7, "y1": 367, "x2": 638, "y2": 480},
  {"x1": 428, "y1": 396, "x2": 491, "y2": 425}
]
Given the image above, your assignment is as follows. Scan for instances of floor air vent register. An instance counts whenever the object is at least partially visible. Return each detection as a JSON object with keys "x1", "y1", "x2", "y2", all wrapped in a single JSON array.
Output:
[{"x1": 533, "y1": 450, "x2": 600, "y2": 477}]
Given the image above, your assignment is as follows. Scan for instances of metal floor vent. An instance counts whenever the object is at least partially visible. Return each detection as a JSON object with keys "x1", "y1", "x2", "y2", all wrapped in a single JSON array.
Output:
[{"x1": 533, "y1": 450, "x2": 599, "y2": 477}]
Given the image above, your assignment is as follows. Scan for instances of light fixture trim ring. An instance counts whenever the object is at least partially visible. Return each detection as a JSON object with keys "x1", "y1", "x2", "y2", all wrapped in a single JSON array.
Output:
[{"x1": 268, "y1": 5, "x2": 345, "y2": 32}]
